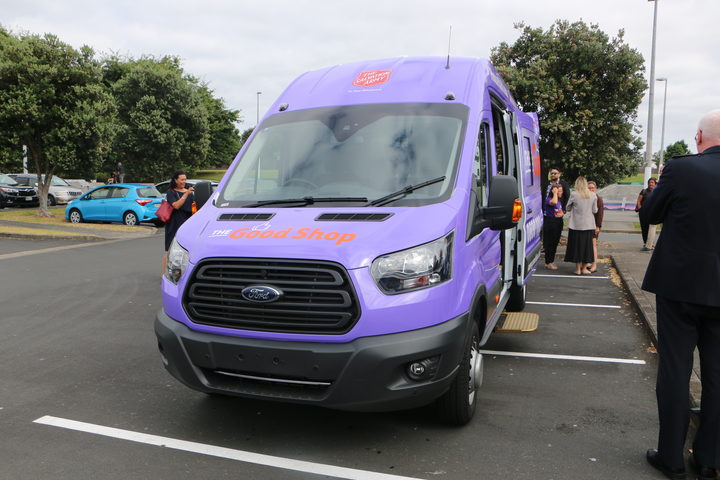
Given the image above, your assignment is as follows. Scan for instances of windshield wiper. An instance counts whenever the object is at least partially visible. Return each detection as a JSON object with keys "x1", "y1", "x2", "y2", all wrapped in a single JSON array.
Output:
[
  {"x1": 244, "y1": 196, "x2": 369, "y2": 208},
  {"x1": 367, "y1": 176, "x2": 446, "y2": 207}
]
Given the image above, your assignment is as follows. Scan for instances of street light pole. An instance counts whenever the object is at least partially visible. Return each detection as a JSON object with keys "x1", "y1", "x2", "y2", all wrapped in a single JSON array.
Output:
[
  {"x1": 656, "y1": 77, "x2": 668, "y2": 172},
  {"x1": 256, "y1": 91, "x2": 262, "y2": 126},
  {"x1": 643, "y1": 0, "x2": 659, "y2": 186}
]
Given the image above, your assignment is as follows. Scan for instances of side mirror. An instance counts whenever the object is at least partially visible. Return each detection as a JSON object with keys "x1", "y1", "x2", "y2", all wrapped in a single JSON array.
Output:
[
  {"x1": 471, "y1": 175, "x2": 520, "y2": 236},
  {"x1": 194, "y1": 181, "x2": 213, "y2": 210}
]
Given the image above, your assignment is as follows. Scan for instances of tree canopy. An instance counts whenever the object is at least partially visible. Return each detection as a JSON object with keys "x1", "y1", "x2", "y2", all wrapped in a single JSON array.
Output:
[
  {"x1": 662, "y1": 140, "x2": 691, "y2": 163},
  {"x1": 491, "y1": 20, "x2": 647, "y2": 186},
  {"x1": 0, "y1": 27, "x2": 115, "y2": 215}
]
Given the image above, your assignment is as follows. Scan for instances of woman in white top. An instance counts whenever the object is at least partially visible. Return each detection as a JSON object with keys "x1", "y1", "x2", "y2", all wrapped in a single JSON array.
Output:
[{"x1": 564, "y1": 176, "x2": 598, "y2": 275}]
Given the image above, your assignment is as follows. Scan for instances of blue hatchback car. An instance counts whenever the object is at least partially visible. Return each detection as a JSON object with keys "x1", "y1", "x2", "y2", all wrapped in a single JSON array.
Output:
[{"x1": 65, "y1": 184, "x2": 164, "y2": 226}]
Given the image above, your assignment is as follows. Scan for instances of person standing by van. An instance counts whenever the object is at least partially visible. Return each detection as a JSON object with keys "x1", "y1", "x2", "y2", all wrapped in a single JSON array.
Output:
[
  {"x1": 546, "y1": 167, "x2": 570, "y2": 212},
  {"x1": 635, "y1": 177, "x2": 657, "y2": 250},
  {"x1": 162, "y1": 171, "x2": 194, "y2": 272},
  {"x1": 564, "y1": 176, "x2": 597, "y2": 275},
  {"x1": 641, "y1": 110, "x2": 720, "y2": 480},
  {"x1": 543, "y1": 184, "x2": 564, "y2": 270},
  {"x1": 586, "y1": 181, "x2": 604, "y2": 273}
]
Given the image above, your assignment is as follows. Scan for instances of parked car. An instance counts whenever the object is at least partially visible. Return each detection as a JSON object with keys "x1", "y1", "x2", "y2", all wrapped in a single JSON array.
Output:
[
  {"x1": 0, "y1": 173, "x2": 39, "y2": 208},
  {"x1": 154, "y1": 179, "x2": 218, "y2": 195},
  {"x1": 65, "y1": 184, "x2": 164, "y2": 226},
  {"x1": 9, "y1": 174, "x2": 84, "y2": 205}
]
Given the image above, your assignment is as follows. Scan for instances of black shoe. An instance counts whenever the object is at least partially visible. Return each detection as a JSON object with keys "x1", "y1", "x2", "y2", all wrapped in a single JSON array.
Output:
[
  {"x1": 691, "y1": 455, "x2": 717, "y2": 480},
  {"x1": 646, "y1": 449, "x2": 686, "y2": 479}
]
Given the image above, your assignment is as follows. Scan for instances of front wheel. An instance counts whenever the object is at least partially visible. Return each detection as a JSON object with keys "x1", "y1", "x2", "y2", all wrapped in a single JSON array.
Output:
[
  {"x1": 123, "y1": 211, "x2": 138, "y2": 226},
  {"x1": 437, "y1": 322, "x2": 482, "y2": 426},
  {"x1": 68, "y1": 209, "x2": 83, "y2": 223},
  {"x1": 506, "y1": 281, "x2": 527, "y2": 312},
  {"x1": 48, "y1": 195, "x2": 57, "y2": 206}
]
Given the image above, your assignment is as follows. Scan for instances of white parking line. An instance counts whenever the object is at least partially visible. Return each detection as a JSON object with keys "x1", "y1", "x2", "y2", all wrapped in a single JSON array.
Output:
[
  {"x1": 533, "y1": 274, "x2": 610, "y2": 279},
  {"x1": 479, "y1": 350, "x2": 646, "y2": 365},
  {"x1": 34, "y1": 416, "x2": 425, "y2": 480},
  {"x1": 0, "y1": 240, "x2": 121, "y2": 260},
  {"x1": 527, "y1": 301, "x2": 621, "y2": 309}
]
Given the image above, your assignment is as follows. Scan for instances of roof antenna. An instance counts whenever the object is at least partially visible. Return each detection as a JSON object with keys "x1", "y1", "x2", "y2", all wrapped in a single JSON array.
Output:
[{"x1": 445, "y1": 25, "x2": 452, "y2": 69}]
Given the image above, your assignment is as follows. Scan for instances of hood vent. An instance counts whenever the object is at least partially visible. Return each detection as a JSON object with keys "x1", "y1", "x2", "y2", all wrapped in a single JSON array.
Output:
[
  {"x1": 316, "y1": 213, "x2": 392, "y2": 222},
  {"x1": 218, "y1": 213, "x2": 275, "y2": 221}
]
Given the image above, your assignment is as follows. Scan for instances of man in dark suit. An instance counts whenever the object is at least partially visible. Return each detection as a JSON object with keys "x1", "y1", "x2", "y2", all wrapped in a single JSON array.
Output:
[{"x1": 641, "y1": 109, "x2": 720, "y2": 480}]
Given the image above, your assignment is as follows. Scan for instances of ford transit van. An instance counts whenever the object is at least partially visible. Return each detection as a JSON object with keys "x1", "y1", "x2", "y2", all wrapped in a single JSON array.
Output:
[{"x1": 155, "y1": 57, "x2": 543, "y2": 425}]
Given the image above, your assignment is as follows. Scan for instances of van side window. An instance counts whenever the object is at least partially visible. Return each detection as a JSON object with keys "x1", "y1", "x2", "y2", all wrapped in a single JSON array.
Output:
[
  {"x1": 491, "y1": 103, "x2": 507, "y2": 175},
  {"x1": 523, "y1": 136, "x2": 534, "y2": 186},
  {"x1": 474, "y1": 123, "x2": 490, "y2": 205}
]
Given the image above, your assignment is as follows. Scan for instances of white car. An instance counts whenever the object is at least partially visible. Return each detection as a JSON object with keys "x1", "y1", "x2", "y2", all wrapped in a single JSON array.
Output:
[{"x1": 9, "y1": 174, "x2": 84, "y2": 206}]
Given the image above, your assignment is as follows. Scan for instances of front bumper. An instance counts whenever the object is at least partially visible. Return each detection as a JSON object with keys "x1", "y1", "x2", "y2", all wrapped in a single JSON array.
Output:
[{"x1": 155, "y1": 309, "x2": 471, "y2": 411}]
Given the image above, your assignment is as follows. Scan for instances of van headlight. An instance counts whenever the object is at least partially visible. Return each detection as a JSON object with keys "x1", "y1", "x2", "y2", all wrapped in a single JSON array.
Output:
[
  {"x1": 165, "y1": 239, "x2": 189, "y2": 284},
  {"x1": 371, "y1": 232, "x2": 453, "y2": 294}
]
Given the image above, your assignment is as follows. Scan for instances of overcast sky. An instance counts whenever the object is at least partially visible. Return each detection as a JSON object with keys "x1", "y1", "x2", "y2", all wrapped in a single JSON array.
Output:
[{"x1": 4, "y1": 0, "x2": 719, "y2": 159}]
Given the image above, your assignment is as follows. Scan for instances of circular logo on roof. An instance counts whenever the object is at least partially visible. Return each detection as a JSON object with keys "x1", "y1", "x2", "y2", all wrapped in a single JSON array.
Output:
[{"x1": 241, "y1": 285, "x2": 282, "y2": 303}]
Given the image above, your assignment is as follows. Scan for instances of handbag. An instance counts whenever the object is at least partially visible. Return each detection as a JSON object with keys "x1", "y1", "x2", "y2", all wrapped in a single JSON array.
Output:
[{"x1": 156, "y1": 200, "x2": 174, "y2": 223}]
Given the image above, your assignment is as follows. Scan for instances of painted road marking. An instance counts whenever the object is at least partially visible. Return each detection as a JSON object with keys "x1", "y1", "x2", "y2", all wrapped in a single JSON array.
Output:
[
  {"x1": 533, "y1": 274, "x2": 610, "y2": 279},
  {"x1": 527, "y1": 301, "x2": 621, "y2": 309},
  {"x1": 479, "y1": 350, "x2": 646, "y2": 365},
  {"x1": 34, "y1": 416, "x2": 425, "y2": 480}
]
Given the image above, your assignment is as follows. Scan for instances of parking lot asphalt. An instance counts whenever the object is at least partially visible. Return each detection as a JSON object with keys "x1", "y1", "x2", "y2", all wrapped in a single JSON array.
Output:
[{"x1": 0, "y1": 207, "x2": 704, "y2": 478}]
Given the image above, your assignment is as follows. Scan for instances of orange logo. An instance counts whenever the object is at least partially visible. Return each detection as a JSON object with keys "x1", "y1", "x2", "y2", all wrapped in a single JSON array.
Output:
[
  {"x1": 228, "y1": 227, "x2": 356, "y2": 245},
  {"x1": 352, "y1": 70, "x2": 392, "y2": 88}
]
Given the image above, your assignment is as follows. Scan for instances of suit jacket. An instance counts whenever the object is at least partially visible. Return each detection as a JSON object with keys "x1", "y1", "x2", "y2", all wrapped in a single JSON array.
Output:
[
  {"x1": 641, "y1": 145, "x2": 720, "y2": 306},
  {"x1": 567, "y1": 191, "x2": 598, "y2": 230}
]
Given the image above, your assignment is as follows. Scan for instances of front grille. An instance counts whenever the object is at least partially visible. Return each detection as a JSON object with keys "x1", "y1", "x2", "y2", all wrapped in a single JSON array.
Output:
[
  {"x1": 7, "y1": 189, "x2": 36, "y2": 197},
  {"x1": 183, "y1": 258, "x2": 360, "y2": 334},
  {"x1": 69, "y1": 191, "x2": 81, "y2": 197}
]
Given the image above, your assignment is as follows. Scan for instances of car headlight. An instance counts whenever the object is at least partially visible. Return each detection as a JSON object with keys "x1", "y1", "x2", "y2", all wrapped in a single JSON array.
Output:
[
  {"x1": 165, "y1": 239, "x2": 189, "y2": 285},
  {"x1": 371, "y1": 231, "x2": 453, "y2": 294},
  {"x1": 0, "y1": 187, "x2": 19, "y2": 193}
]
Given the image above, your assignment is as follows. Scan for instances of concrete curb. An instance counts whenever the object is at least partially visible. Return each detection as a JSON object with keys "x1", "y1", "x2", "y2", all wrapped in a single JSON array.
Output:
[{"x1": 0, "y1": 232, "x2": 105, "y2": 241}]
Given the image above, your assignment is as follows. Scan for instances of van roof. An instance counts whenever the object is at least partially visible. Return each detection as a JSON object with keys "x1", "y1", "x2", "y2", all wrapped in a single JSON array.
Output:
[{"x1": 268, "y1": 56, "x2": 517, "y2": 114}]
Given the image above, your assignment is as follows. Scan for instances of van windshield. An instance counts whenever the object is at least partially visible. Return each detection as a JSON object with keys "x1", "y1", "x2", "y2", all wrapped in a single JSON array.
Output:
[{"x1": 218, "y1": 103, "x2": 467, "y2": 207}]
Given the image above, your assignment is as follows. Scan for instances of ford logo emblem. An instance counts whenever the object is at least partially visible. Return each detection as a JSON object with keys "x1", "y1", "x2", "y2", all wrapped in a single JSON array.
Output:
[{"x1": 241, "y1": 285, "x2": 282, "y2": 303}]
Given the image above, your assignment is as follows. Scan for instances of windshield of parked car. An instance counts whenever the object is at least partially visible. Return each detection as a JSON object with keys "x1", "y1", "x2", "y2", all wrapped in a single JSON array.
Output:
[
  {"x1": 0, "y1": 174, "x2": 18, "y2": 185},
  {"x1": 48, "y1": 176, "x2": 71, "y2": 186},
  {"x1": 217, "y1": 103, "x2": 467, "y2": 207}
]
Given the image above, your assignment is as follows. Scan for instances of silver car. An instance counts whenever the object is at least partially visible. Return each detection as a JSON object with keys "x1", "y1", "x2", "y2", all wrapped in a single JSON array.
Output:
[{"x1": 9, "y1": 174, "x2": 84, "y2": 206}]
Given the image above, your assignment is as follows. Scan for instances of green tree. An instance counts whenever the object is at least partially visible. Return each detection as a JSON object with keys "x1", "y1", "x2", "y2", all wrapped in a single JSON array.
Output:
[
  {"x1": 240, "y1": 127, "x2": 253, "y2": 148},
  {"x1": 0, "y1": 28, "x2": 115, "y2": 215},
  {"x1": 663, "y1": 140, "x2": 691, "y2": 163},
  {"x1": 198, "y1": 85, "x2": 241, "y2": 168},
  {"x1": 491, "y1": 20, "x2": 647, "y2": 186},
  {"x1": 105, "y1": 56, "x2": 209, "y2": 182}
]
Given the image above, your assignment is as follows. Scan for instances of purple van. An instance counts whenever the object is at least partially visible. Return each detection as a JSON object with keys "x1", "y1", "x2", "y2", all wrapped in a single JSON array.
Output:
[{"x1": 155, "y1": 57, "x2": 543, "y2": 425}]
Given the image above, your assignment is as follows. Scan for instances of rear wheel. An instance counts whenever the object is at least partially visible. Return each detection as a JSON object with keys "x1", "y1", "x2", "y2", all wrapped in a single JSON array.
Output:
[
  {"x1": 437, "y1": 322, "x2": 481, "y2": 425},
  {"x1": 123, "y1": 211, "x2": 138, "y2": 226},
  {"x1": 506, "y1": 281, "x2": 527, "y2": 311},
  {"x1": 69, "y1": 209, "x2": 83, "y2": 223}
]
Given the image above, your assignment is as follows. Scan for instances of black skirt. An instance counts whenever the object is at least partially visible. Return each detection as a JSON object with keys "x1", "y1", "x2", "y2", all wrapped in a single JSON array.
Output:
[{"x1": 564, "y1": 229, "x2": 595, "y2": 263}]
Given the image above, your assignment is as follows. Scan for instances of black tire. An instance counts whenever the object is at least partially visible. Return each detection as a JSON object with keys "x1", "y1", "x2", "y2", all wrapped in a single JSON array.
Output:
[
  {"x1": 48, "y1": 195, "x2": 57, "y2": 206},
  {"x1": 152, "y1": 219, "x2": 165, "y2": 227},
  {"x1": 123, "y1": 211, "x2": 138, "y2": 226},
  {"x1": 437, "y1": 322, "x2": 482, "y2": 426},
  {"x1": 506, "y1": 281, "x2": 527, "y2": 312},
  {"x1": 68, "y1": 208, "x2": 83, "y2": 223}
]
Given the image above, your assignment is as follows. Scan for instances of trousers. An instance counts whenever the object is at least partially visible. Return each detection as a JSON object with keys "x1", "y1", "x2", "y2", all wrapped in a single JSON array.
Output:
[
  {"x1": 543, "y1": 216, "x2": 563, "y2": 264},
  {"x1": 655, "y1": 296, "x2": 720, "y2": 469}
]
